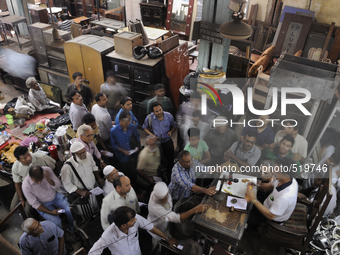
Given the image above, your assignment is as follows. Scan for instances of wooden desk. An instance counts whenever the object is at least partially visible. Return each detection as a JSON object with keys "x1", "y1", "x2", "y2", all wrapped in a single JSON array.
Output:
[
  {"x1": 192, "y1": 176, "x2": 253, "y2": 249},
  {"x1": 72, "y1": 16, "x2": 91, "y2": 25},
  {"x1": 0, "y1": 15, "x2": 28, "y2": 50},
  {"x1": 90, "y1": 18, "x2": 124, "y2": 34}
]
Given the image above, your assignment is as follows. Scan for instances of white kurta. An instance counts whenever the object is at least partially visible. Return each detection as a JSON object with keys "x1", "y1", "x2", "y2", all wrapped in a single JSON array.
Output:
[{"x1": 147, "y1": 191, "x2": 181, "y2": 240}]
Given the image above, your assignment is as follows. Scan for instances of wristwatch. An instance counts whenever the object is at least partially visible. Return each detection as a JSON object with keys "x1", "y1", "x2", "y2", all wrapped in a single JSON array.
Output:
[{"x1": 165, "y1": 236, "x2": 171, "y2": 242}]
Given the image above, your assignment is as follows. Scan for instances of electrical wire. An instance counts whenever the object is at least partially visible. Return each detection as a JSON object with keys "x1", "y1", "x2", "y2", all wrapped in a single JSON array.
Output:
[{"x1": 88, "y1": 181, "x2": 214, "y2": 253}]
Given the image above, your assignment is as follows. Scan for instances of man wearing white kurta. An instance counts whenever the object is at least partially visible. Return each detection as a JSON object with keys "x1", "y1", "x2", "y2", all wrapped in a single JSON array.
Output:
[
  {"x1": 60, "y1": 142, "x2": 104, "y2": 202},
  {"x1": 147, "y1": 182, "x2": 207, "y2": 245},
  {"x1": 102, "y1": 165, "x2": 124, "y2": 197},
  {"x1": 89, "y1": 206, "x2": 177, "y2": 255},
  {"x1": 101, "y1": 175, "x2": 140, "y2": 230}
]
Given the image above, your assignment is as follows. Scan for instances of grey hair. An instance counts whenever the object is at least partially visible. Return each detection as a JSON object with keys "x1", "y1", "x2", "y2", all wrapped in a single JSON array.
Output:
[
  {"x1": 21, "y1": 218, "x2": 35, "y2": 233},
  {"x1": 78, "y1": 124, "x2": 92, "y2": 136},
  {"x1": 25, "y1": 77, "x2": 37, "y2": 88},
  {"x1": 145, "y1": 135, "x2": 157, "y2": 145}
]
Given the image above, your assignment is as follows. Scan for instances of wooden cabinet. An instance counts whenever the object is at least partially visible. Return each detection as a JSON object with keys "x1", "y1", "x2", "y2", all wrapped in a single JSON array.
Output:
[
  {"x1": 64, "y1": 35, "x2": 115, "y2": 96},
  {"x1": 29, "y1": 22, "x2": 71, "y2": 74},
  {"x1": 106, "y1": 51, "x2": 164, "y2": 122},
  {"x1": 28, "y1": 6, "x2": 48, "y2": 24},
  {"x1": 69, "y1": 0, "x2": 94, "y2": 17},
  {"x1": 29, "y1": 23, "x2": 51, "y2": 68},
  {"x1": 140, "y1": 2, "x2": 167, "y2": 28}
]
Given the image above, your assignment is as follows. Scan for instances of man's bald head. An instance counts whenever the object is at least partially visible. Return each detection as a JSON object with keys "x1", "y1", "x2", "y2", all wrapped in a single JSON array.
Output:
[{"x1": 29, "y1": 166, "x2": 44, "y2": 183}]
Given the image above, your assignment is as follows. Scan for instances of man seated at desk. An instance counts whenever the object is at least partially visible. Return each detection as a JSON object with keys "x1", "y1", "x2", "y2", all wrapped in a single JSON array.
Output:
[
  {"x1": 245, "y1": 157, "x2": 298, "y2": 234},
  {"x1": 168, "y1": 150, "x2": 216, "y2": 203},
  {"x1": 223, "y1": 130, "x2": 261, "y2": 167},
  {"x1": 148, "y1": 182, "x2": 207, "y2": 249}
]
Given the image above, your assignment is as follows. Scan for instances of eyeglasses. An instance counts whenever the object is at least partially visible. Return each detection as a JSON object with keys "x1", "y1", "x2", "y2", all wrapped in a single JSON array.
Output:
[{"x1": 85, "y1": 133, "x2": 94, "y2": 138}]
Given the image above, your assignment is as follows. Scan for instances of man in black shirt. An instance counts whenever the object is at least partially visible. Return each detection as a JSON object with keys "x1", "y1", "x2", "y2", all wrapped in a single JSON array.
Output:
[{"x1": 66, "y1": 72, "x2": 93, "y2": 108}]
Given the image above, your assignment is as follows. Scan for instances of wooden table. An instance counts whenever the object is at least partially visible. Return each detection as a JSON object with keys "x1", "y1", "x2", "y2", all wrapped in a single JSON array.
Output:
[
  {"x1": 192, "y1": 174, "x2": 255, "y2": 250},
  {"x1": 72, "y1": 16, "x2": 91, "y2": 25},
  {"x1": 0, "y1": 15, "x2": 28, "y2": 50}
]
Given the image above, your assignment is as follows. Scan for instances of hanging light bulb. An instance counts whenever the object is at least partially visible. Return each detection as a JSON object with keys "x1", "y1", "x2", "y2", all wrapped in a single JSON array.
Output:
[
  {"x1": 219, "y1": 0, "x2": 253, "y2": 40},
  {"x1": 48, "y1": 0, "x2": 64, "y2": 47},
  {"x1": 11, "y1": 30, "x2": 15, "y2": 35}
]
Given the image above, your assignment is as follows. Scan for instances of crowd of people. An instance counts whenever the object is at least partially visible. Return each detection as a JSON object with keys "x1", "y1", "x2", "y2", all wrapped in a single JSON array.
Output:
[{"x1": 13, "y1": 70, "x2": 339, "y2": 254}]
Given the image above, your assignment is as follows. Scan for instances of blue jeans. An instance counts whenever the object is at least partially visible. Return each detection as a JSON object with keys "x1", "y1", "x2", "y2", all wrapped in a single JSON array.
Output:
[{"x1": 38, "y1": 192, "x2": 75, "y2": 232}]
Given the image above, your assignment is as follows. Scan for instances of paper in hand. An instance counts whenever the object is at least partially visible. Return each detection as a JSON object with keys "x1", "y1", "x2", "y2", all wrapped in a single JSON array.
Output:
[{"x1": 90, "y1": 187, "x2": 104, "y2": 196}]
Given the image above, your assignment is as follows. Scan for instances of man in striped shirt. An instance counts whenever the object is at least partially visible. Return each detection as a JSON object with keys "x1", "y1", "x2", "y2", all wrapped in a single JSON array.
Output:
[
  {"x1": 59, "y1": 15, "x2": 75, "y2": 32},
  {"x1": 168, "y1": 150, "x2": 216, "y2": 203}
]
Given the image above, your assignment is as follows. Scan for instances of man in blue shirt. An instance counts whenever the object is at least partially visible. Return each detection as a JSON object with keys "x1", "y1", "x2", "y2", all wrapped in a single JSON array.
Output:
[
  {"x1": 19, "y1": 218, "x2": 66, "y2": 255},
  {"x1": 168, "y1": 150, "x2": 216, "y2": 203},
  {"x1": 115, "y1": 96, "x2": 138, "y2": 127},
  {"x1": 143, "y1": 102, "x2": 176, "y2": 181},
  {"x1": 111, "y1": 110, "x2": 140, "y2": 183}
]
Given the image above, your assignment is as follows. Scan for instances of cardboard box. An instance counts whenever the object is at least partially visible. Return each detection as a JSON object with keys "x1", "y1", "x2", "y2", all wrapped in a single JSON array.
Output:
[{"x1": 114, "y1": 31, "x2": 143, "y2": 56}]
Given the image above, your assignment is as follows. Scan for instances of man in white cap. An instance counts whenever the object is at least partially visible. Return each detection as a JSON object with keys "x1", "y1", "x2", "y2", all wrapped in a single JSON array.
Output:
[
  {"x1": 102, "y1": 165, "x2": 124, "y2": 197},
  {"x1": 100, "y1": 175, "x2": 139, "y2": 230},
  {"x1": 148, "y1": 182, "x2": 208, "y2": 247},
  {"x1": 60, "y1": 142, "x2": 104, "y2": 203},
  {"x1": 25, "y1": 77, "x2": 63, "y2": 114}
]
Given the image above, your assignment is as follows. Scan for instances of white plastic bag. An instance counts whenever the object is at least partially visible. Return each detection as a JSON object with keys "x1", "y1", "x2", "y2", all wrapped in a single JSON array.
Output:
[{"x1": 14, "y1": 96, "x2": 35, "y2": 115}]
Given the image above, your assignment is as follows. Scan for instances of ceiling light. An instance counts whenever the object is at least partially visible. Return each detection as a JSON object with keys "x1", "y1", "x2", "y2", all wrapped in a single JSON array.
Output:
[{"x1": 219, "y1": 11, "x2": 253, "y2": 40}]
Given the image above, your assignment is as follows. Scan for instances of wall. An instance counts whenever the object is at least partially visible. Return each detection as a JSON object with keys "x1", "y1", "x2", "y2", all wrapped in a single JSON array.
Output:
[
  {"x1": 0, "y1": 0, "x2": 7, "y2": 10},
  {"x1": 310, "y1": 0, "x2": 340, "y2": 25},
  {"x1": 247, "y1": 0, "x2": 340, "y2": 26}
]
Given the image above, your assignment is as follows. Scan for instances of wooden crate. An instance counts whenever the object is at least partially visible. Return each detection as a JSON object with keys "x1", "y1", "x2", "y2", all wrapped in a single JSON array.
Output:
[{"x1": 113, "y1": 31, "x2": 143, "y2": 56}]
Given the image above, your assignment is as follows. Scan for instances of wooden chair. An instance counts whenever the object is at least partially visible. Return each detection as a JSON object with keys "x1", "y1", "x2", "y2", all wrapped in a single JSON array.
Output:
[
  {"x1": 258, "y1": 176, "x2": 333, "y2": 255},
  {"x1": 73, "y1": 247, "x2": 86, "y2": 255},
  {"x1": 70, "y1": 23, "x2": 83, "y2": 38}
]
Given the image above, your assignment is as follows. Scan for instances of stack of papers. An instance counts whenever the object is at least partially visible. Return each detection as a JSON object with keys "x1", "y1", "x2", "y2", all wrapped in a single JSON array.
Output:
[{"x1": 226, "y1": 196, "x2": 247, "y2": 210}]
